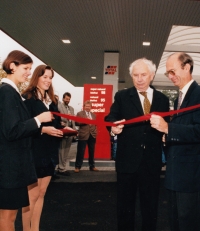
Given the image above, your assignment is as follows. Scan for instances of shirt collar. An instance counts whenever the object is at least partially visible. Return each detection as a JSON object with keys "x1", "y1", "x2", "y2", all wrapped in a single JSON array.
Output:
[
  {"x1": 137, "y1": 86, "x2": 153, "y2": 95},
  {"x1": 180, "y1": 79, "x2": 194, "y2": 96}
]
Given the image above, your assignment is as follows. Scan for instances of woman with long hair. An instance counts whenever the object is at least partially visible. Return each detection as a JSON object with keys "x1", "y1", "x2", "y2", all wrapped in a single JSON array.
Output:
[
  {"x1": 0, "y1": 50, "x2": 52, "y2": 231},
  {"x1": 22, "y1": 64, "x2": 63, "y2": 231}
]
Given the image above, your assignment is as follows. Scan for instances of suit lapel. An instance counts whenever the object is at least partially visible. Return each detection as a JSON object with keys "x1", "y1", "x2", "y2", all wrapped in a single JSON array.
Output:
[
  {"x1": 172, "y1": 81, "x2": 198, "y2": 121},
  {"x1": 16, "y1": 91, "x2": 31, "y2": 117},
  {"x1": 5, "y1": 83, "x2": 30, "y2": 116},
  {"x1": 69, "y1": 106, "x2": 73, "y2": 114},
  {"x1": 150, "y1": 90, "x2": 161, "y2": 112},
  {"x1": 180, "y1": 81, "x2": 197, "y2": 110},
  {"x1": 129, "y1": 87, "x2": 144, "y2": 115},
  {"x1": 81, "y1": 111, "x2": 87, "y2": 118}
]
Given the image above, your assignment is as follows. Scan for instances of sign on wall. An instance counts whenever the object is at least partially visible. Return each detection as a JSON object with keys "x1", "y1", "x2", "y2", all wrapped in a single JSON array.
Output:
[{"x1": 84, "y1": 84, "x2": 113, "y2": 159}]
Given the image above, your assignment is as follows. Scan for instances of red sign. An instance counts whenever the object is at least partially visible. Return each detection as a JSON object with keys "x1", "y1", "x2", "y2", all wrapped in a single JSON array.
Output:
[
  {"x1": 105, "y1": 65, "x2": 117, "y2": 75},
  {"x1": 84, "y1": 84, "x2": 113, "y2": 159}
]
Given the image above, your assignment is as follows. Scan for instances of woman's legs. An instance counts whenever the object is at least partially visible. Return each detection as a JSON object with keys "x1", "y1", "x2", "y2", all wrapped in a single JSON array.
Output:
[
  {"x1": 22, "y1": 182, "x2": 39, "y2": 231},
  {"x1": 0, "y1": 209, "x2": 18, "y2": 231},
  {"x1": 30, "y1": 176, "x2": 51, "y2": 231}
]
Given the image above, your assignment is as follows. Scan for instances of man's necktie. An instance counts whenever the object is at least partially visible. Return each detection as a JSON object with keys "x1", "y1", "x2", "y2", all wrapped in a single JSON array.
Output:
[
  {"x1": 139, "y1": 92, "x2": 151, "y2": 115},
  {"x1": 86, "y1": 112, "x2": 90, "y2": 118},
  {"x1": 177, "y1": 91, "x2": 183, "y2": 110},
  {"x1": 86, "y1": 112, "x2": 92, "y2": 126}
]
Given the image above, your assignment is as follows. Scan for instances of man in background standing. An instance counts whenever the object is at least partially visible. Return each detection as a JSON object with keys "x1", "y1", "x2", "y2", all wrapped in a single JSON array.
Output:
[
  {"x1": 74, "y1": 100, "x2": 99, "y2": 172},
  {"x1": 57, "y1": 92, "x2": 76, "y2": 176}
]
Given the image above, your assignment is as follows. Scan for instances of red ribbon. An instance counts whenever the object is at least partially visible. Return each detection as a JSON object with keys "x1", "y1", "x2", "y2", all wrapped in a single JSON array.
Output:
[{"x1": 52, "y1": 103, "x2": 200, "y2": 127}]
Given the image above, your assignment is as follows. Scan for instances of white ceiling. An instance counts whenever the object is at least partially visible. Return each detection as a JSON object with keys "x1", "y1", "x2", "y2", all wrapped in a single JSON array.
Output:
[{"x1": 154, "y1": 26, "x2": 200, "y2": 88}]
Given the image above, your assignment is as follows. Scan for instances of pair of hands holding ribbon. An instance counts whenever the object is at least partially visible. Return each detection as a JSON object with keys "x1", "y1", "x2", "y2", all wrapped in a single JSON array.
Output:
[{"x1": 111, "y1": 115, "x2": 168, "y2": 135}]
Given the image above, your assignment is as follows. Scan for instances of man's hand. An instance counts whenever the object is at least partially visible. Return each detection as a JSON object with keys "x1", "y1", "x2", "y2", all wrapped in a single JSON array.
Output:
[
  {"x1": 111, "y1": 119, "x2": 125, "y2": 135},
  {"x1": 150, "y1": 115, "x2": 168, "y2": 134}
]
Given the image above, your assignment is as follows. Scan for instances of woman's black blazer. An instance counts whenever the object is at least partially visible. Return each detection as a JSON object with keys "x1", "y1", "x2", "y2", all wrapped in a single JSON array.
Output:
[
  {"x1": 24, "y1": 96, "x2": 62, "y2": 168},
  {"x1": 0, "y1": 84, "x2": 38, "y2": 189}
]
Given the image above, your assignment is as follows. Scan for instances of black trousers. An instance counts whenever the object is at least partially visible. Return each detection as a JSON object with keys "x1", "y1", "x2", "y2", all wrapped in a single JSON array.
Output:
[
  {"x1": 75, "y1": 134, "x2": 96, "y2": 169},
  {"x1": 117, "y1": 161, "x2": 160, "y2": 231},
  {"x1": 168, "y1": 190, "x2": 200, "y2": 231}
]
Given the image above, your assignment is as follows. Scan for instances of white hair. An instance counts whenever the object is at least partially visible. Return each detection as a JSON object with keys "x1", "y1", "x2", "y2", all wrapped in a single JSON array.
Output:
[{"x1": 129, "y1": 58, "x2": 156, "y2": 76}]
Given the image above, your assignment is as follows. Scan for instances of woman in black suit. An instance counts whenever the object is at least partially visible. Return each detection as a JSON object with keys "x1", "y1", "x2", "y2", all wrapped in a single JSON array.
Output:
[
  {"x1": 0, "y1": 50, "x2": 52, "y2": 231},
  {"x1": 22, "y1": 65, "x2": 63, "y2": 231}
]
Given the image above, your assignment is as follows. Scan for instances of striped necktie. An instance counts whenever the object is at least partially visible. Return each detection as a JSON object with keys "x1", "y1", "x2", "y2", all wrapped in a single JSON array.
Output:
[
  {"x1": 177, "y1": 91, "x2": 183, "y2": 110},
  {"x1": 86, "y1": 112, "x2": 91, "y2": 119}
]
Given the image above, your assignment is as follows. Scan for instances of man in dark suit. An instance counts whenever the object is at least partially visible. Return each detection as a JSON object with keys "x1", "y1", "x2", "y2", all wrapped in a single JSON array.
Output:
[
  {"x1": 74, "y1": 100, "x2": 99, "y2": 172},
  {"x1": 105, "y1": 58, "x2": 169, "y2": 231},
  {"x1": 150, "y1": 52, "x2": 200, "y2": 231}
]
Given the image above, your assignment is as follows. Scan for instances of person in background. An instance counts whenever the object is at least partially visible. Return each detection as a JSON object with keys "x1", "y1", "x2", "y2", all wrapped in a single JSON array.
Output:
[
  {"x1": 22, "y1": 65, "x2": 63, "y2": 231},
  {"x1": 105, "y1": 58, "x2": 169, "y2": 231},
  {"x1": 57, "y1": 92, "x2": 76, "y2": 176},
  {"x1": 74, "y1": 100, "x2": 99, "y2": 172},
  {"x1": 150, "y1": 52, "x2": 200, "y2": 231},
  {"x1": 0, "y1": 50, "x2": 52, "y2": 231}
]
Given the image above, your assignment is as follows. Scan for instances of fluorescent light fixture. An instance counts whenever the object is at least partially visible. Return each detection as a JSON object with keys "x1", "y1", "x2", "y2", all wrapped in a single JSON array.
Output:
[
  {"x1": 91, "y1": 76, "x2": 96, "y2": 79},
  {"x1": 143, "y1": 41, "x2": 150, "y2": 46},
  {"x1": 62, "y1": 39, "x2": 71, "y2": 44}
]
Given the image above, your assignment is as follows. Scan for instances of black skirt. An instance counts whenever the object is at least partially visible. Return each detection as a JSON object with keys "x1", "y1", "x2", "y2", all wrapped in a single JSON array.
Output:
[
  {"x1": 35, "y1": 161, "x2": 55, "y2": 178},
  {"x1": 0, "y1": 187, "x2": 29, "y2": 210}
]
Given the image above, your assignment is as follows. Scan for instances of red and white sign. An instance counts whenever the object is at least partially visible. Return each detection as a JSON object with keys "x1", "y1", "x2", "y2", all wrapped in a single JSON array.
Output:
[
  {"x1": 105, "y1": 65, "x2": 117, "y2": 75},
  {"x1": 84, "y1": 84, "x2": 113, "y2": 159}
]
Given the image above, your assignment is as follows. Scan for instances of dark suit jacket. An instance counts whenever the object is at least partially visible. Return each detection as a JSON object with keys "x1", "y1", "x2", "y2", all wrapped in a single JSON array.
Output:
[
  {"x1": 105, "y1": 87, "x2": 169, "y2": 175},
  {"x1": 0, "y1": 83, "x2": 38, "y2": 188},
  {"x1": 75, "y1": 111, "x2": 97, "y2": 140},
  {"x1": 165, "y1": 81, "x2": 200, "y2": 192},
  {"x1": 24, "y1": 97, "x2": 62, "y2": 168}
]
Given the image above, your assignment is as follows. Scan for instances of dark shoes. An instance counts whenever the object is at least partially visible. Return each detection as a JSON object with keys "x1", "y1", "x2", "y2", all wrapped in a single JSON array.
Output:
[
  {"x1": 74, "y1": 167, "x2": 99, "y2": 172},
  {"x1": 74, "y1": 168, "x2": 80, "y2": 173},
  {"x1": 57, "y1": 170, "x2": 70, "y2": 176},
  {"x1": 90, "y1": 167, "x2": 99, "y2": 171}
]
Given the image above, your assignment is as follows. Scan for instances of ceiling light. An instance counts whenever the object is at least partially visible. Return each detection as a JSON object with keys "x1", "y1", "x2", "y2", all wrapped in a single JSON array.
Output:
[
  {"x1": 91, "y1": 76, "x2": 96, "y2": 79},
  {"x1": 143, "y1": 41, "x2": 150, "y2": 46},
  {"x1": 62, "y1": 39, "x2": 71, "y2": 44}
]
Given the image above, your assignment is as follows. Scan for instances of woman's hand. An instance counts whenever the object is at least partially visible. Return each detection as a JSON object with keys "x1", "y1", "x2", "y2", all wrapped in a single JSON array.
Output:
[
  {"x1": 36, "y1": 112, "x2": 53, "y2": 123},
  {"x1": 42, "y1": 126, "x2": 63, "y2": 137},
  {"x1": 63, "y1": 126, "x2": 75, "y2": 130}
]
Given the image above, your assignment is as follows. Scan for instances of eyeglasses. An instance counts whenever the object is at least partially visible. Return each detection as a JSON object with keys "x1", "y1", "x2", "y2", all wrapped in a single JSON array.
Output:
[{"x1": 164, "y1": 70, "x2": 176, "y2": 78}]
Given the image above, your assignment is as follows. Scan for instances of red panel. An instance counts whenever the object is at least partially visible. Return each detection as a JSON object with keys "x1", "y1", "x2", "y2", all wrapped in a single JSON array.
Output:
[{"x1": 83, "y1": 84, "x2": 113, "y2": 159}]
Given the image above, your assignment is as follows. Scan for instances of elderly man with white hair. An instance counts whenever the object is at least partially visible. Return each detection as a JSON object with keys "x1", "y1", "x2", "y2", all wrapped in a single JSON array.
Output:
[{"x1": 105, "y1": 58, "x2": 169, "y2": 231}]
